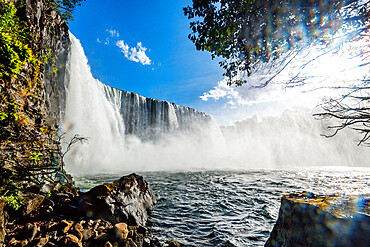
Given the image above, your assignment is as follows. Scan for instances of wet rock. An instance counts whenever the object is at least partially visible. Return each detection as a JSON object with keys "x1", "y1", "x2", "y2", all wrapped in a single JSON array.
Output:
[
  {"x1": 74, "y1": 223, "x2": 83, "y2": 232},
  {"x1": 81, "y1": 228, "x2": 94, "y2": 241},
  {"x1": 137, "y1": 225, "x2": 147, "y2": 235},
  {"x1": 19, "y1": 239, "x2": 28, "y2": 246},
  {"x1": 44, "y1": 241, "x2": 58, "y2": 247},
  {"x1": 123, "y1": 238, "x2": 138, "y2": 247},
  {"x1": 265, "y1": 192, "x2": 370, "y2": 247},
  {"x1": 72, "y1": 228, "x2": 83, "y2": 242},
  {"x1": 167, "y1": 240, "x2": 180, "y2": 247},
  {"x1": 150, "y1": 238, "x2": 162, "y2": 247},
  {"x1": 78, "y1": 173, "x2": 156, "y2": 226},
  {"x1": 3, "y1": 174, "x2": 159, "y2": 247},
  {"x1": 143, "y1": 238, "x2": 151, "y2": 247},
  {"x1": 35, "y1": 236, "x2": 49, "y2": 246},
  {"x1": 71, "y1": 222, "x2": 84, "y2": 241},
  {"x1": 100, "y1": 240, "x2": 113, "y2": 247}
]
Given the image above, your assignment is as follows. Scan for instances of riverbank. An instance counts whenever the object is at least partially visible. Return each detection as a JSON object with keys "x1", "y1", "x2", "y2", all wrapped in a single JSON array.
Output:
[{"x1": 1, "y1": 173, "x2": 180, "y2": 247}]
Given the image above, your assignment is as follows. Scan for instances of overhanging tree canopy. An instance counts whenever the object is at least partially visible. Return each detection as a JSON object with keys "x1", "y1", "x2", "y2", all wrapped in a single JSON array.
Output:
[
  {"x1": 184, "y1": 0, "x2": 369, "y2": 85},
  {"x1": 185, "y1": 0, "x2": 370, "y2": 146}
]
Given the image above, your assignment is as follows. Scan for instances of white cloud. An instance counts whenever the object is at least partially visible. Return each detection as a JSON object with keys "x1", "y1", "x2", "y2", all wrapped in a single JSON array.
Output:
[
  {"x1": 116, "y1": 40, "x2": 151, "y2": 65},
  {"x1": 97, "y1": 38, "x2": 101, "y2": 43},
  {"x1": 200, "y1": 78, "x2": 285, "y2": 106},
  {"x1": 106, "y1": 29, "x2": 119, "y2": 38}
]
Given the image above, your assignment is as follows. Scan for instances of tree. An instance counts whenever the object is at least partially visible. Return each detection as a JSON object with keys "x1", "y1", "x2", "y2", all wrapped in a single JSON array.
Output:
[
  {"x1": 46, "y1": 0, "x2": 86, "y2": 22},
  {"x1": 184, "y1": 0, "x2": 369, "y2": 85},
  {"x1": 185, "y1": 0, "x2": 370, "y2": 146}
]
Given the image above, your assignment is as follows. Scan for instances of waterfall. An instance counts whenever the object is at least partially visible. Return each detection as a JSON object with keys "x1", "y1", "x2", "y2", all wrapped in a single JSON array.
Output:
[
  {"x1": 62, "y1": 33, "x2": 126, "y2": 173},
  {"x1": 62, "y1": 33, "x2": 225, "y2": 173}
]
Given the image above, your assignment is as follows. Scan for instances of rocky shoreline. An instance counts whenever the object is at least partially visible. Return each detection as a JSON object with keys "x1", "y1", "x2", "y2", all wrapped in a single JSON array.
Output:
[{"x1": 1, "y1": 173, "x2": 179, "y2": 247}]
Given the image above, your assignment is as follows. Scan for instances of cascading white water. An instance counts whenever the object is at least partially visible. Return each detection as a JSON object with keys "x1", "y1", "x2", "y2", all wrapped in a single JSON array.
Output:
[
  {"x1": 62, "y1": 33, "x2": 226, "y2": 173},
  {"x1": 62, "y1": 33, "x2": 370, "y2": 174},
  {"x1": 62, "y1": 33, "x2": 126, "y2": 172}
]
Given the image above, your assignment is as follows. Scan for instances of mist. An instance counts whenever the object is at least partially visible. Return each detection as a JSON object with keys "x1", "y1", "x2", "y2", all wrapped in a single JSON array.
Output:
[{"x1": 62, "y1": 33, "x2": 370, "y2": 175}]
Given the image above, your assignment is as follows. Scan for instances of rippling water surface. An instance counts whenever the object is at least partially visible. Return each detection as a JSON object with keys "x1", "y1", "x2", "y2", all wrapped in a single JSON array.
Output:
[{"x1": 74, "y1": 167, "x2": 370, "y2": 246}]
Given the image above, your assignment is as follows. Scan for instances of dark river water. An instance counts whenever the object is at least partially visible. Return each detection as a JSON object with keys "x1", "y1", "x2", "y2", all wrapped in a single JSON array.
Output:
[{"x1": 74, "y1": 167, "x2": 370, "y2": 246}]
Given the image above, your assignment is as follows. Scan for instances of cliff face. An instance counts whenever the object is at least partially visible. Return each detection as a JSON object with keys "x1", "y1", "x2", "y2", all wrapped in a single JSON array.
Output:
[
  {"x1": 18, "y1": 0, "x2": 70, "y2": 126},
  {"x1": 103, "y1": 84, "x2": 217, "y2": 141},
  {"x1": 0, "y1": 0, "x2": 70, "y2": 184},
  {"x1": 265, "y1": 192, "x2": 370, "y2": 247}
]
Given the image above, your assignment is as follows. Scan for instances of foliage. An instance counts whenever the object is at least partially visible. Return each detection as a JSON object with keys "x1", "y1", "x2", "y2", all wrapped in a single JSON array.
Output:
[
  {"x1": 184, "y1": 0, "x2": 369, "y2": 85},
  {"x1": 0, "y1": 0, "x2": 40, "y2": 81},
  {"x1": 45, "y1": 0, "x2": 86, "y2": 23},
  {"x1": 2, "y1": 190, "x2": 21, "y2": 211},
  {"x1": 0, "y1": 0, "x2": 42, "y2": 133},
  {"x1": 185, "y1": 0, "x2": 370, "y2": 147}
]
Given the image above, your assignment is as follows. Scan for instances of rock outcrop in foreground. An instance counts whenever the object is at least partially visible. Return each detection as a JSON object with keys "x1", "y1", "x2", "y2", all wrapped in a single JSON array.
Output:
[
  {"x1": 265, "y1": 192, "x2": 370, "y2": 247},
  {"x1": 78, "y1": 173, "x2": 156, "y2": 226},
  {"x1": 2, "y1": 174, "x2": 171, "y2": 247}
]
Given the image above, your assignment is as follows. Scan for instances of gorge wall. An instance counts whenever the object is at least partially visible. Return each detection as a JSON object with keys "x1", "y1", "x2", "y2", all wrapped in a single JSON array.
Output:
[{"x1": 0, "y1": 0, "x2": 69, "y2": 180}]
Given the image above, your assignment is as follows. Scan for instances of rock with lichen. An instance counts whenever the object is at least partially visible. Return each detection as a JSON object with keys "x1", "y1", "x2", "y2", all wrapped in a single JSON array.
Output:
[{"x1": 265, "y1": 192, "x2": 370, "y2": 247}]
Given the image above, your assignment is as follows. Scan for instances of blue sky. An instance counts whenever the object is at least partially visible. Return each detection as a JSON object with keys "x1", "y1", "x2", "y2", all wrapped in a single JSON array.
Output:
[{"x1": 68, "y1": 0, "x2": 228, "y2": 116}]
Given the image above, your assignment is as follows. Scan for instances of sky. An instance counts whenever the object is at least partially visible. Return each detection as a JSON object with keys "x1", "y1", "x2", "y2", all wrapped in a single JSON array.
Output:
[
  {"x1": 68, "y1": 0, "x2": 369, "y2": 125},
  {"x1": 68, "y1": 1, "x2": 227, "y2": 119}
]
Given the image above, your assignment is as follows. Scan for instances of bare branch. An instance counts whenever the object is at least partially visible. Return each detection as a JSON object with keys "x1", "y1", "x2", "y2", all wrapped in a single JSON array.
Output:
[{"x1": 62, "y1": 134, "x2": 89, "y2": 158}]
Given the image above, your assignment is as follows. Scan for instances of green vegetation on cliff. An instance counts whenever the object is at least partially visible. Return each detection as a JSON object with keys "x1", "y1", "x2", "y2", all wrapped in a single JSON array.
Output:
[
  {"x1": 0, "y1": 0, "x2": 40, "y2": 81},
  {"x1": 0, "y1": 0, "x2": 41, "y2": 127},
  {"x1": 0, "y1": 0, "x2": 82, "y2": 204}
]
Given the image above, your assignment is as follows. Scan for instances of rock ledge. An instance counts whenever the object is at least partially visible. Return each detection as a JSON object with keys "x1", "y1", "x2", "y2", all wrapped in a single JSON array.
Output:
[{"x1": 265, "y1": 192, "x2": 370, "y2": 247}]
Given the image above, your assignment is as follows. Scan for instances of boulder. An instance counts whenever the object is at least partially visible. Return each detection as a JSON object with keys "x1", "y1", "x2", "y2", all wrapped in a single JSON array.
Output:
[
  {"x1": 78, "y1": 174, "x2": 156, "y2": 226},
  {"x1": 114, "y1": 223, "x2": 129, "y2": 240},
  {"x1": 265, "y1": 192, "x2": 370, "y2": 246},
  {"x1": 167, "y1": 240, "x2": 181, "y2": 247}
]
